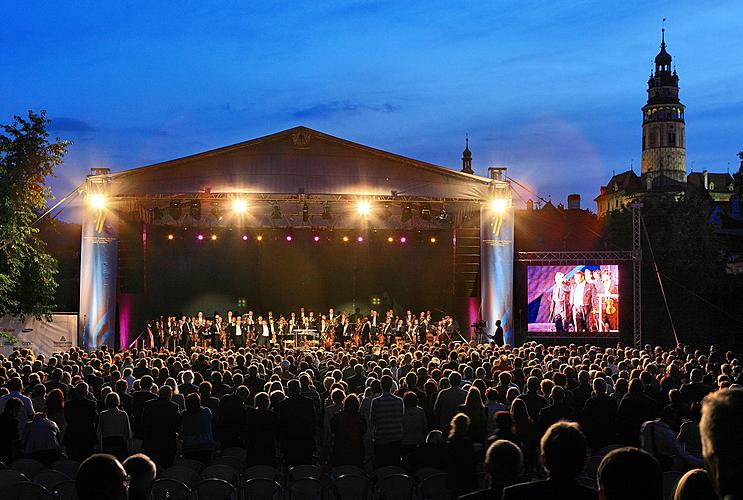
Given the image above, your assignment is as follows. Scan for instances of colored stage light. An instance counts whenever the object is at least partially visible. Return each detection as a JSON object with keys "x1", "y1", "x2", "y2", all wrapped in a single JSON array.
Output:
[
  {"x1": 197, "y1": 234, "x2": 204, "y2": 241},
  {"x1": 357, "y1": 236, "x2": 364, "y2": 243},
  {"x1": 387, "y1": 236, "x2": 394, "y2": 243},
  {"x1": 400, "y1": 236, "x2": 407, "y2": 243},
  {"x1": 256, "y1": 235, "x2": 263, "y2": 241},
  {"x1": 313, "y1": 235, "x2": 320, "y2": 242},
  {"x1": 88, "y1": 193, "x2": 106, "y2": 210},
  {"x1": 286, "y1": 235, "x2": 293, "y2": 242},
  {"x1": 232, "y1": 199, "x2": 248, "y2": 213},
  {"x1": 342, "y1": 236, "x2": 349, "y2": 242},
  {"x1": 357, "y1": 200, "x2": 371, "y2": 216},
  {"x1": 211, "y1": 234, "x2": 217, "y2": 241},
  {"x1": 242, "y1": 235, "x2": 248, "y2": 241},
  {"x1": 430, "y1": 236, "x2": 437, "y2": 243},
  {"x1": 167, "y1": 234, "x2": 174, "y2": 240},
  {"x1": 490, "y1": 198, "x2": 508, "y2": 213}
]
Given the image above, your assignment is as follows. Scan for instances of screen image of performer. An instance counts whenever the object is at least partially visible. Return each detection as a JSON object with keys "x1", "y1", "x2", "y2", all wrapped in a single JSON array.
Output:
[
  {"x1": 548, "y1": 271, "x2": 571, "y2": 333},
  {"x1": 599, "y1": 268, "x2": 619, "y2": 331},
  {"x1": 570, "y1": 270, "x2": 597, "y2": 333}
]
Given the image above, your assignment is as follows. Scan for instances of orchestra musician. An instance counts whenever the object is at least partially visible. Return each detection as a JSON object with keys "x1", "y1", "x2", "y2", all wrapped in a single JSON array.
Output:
[
  {"x1": 209, "y1": 314, "x2": 223, "y2": 350},
  {"x1": 257, "y1": 317, "x2": 271, "y2": 346}
]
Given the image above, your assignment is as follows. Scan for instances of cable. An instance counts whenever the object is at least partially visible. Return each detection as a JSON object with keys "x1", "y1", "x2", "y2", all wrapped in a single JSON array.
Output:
[{"x1": 31, "y1": 182, "x2": 85, "y2": 227}]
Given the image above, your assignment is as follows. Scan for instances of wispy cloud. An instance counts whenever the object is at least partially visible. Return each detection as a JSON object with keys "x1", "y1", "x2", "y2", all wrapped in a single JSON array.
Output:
[
  {"x1": 291, "y1": 100, "x2": 402, "y2": 119},
  {"x1": 49, "y1": 117, "x2": 95, "y2": 133}
]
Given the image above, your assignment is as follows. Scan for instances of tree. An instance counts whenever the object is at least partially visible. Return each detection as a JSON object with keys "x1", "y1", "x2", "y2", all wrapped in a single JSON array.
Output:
[{"x1": 0, "y1": 111, "x2": 70, "y2": 319}]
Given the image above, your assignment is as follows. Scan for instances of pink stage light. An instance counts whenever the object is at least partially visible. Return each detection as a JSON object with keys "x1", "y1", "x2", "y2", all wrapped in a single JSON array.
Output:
[
  {"x1": 286, "y1": 235, "x2": 293, "y2": 242},
  {"x1": 242, "y1": 235, "x2": 248, "y2": 241},
  {"x1": 357, "y1": 236, "x2": 364, "y2": 243},
  {"x1": 197, "y1": 234, "x2": 204, "y2": 241},
  {"x1": 313, "y1": 235, "x2": 320, "y2": 242},
  {"x1": 400, "y1": 236, "x2": 407, "y2": 243}
]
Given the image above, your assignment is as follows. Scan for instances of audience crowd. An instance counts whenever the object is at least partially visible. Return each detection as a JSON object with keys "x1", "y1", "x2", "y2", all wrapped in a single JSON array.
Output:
[{"x1": 0, "y1": 339, "x2": 741, "y2": 499}]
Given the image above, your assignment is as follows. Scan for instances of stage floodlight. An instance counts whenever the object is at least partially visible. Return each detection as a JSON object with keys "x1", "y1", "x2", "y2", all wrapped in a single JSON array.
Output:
[
  {"x1": 232, "y1": 199, "x2": 248, "y2": 214},
  {"x1": 210, "y1": 202, "x2": 222, "y2": 219},
  {"x1": 357, "y1": 200, "x2": 371, "y2": 216},
  {"x1": 271, "y1": 203, "x2": 282, "y2": 220},
  {"x1": 242, "y1": 235, "x2": 248, "y2": 241},
  {"x1": 313, "y1": 235, "x2": 320, "y2": 242},
  {"x1": 401, "y1": 204, "x2": 412, "y2": 223},
  {"x1": 342, "y1": 236, "x2": 349, "y2": 242},
  {"x1": 197, "y1": 234, "x2": 204, "y2": 241},
  {"x1": 387, "y1": 236, "x2": 394, "y2": 243},
  {"x1": 286, "y1": 235, "x2": 293, "y2": 242},
  {"x1": 88, "y1": 193, "x2": 106, "y2": 210},
  {"x1": 357, "y1": 236, "x2": 364, "y2": 243},
  {"x1": 430, "y1": 236, "x2": 437, "y2": 243},
  {"x1": 167, "y1": 234, "x2": 174, "y2": 241},
  {"x1": 322, "y1": 203, "x2": 332, "y2": 220},
  {"x1": 169, "y1": 201, "x2": 182, "y2": 220},
  {"x1": 400, "y1": 236, "x2": 407, "y2": 243},
  {"x1": 211, "y1": 234, "x2": 217, "y2": 241},
  {"x1": 190, "y1": 200, "x2": 202, "y2": 220},
  {"x1": 302, "y1": 202, "x2": 309, "y2": 223},
  {"x1": 256, "y1": 235, "x2": 263, "y2": 241},
  {"x1": 490, "y1": 198, "x2": 508, "y2": 213},
  {"x1": 437, "y1": 208, "x2": 449, "y2": 223}
]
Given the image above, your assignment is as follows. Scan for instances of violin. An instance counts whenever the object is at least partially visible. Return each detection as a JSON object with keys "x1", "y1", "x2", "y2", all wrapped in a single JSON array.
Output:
[{"x1": 605, "y1": 297, "x2": 617, "y2": 315}]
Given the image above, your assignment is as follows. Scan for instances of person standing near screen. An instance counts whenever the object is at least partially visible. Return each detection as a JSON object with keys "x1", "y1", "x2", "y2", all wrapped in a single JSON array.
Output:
[{"x1": 548, "y1": 272, "x2": 570, "y2": 333}]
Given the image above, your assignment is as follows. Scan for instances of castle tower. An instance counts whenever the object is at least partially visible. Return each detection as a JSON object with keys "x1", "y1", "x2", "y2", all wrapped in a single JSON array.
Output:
[
  {"x1": 641, "y1": 28, "x2": 686, "y2": 185},
  {"x1": 461, "y1": 135, "x2": 473, "y2": 174}
]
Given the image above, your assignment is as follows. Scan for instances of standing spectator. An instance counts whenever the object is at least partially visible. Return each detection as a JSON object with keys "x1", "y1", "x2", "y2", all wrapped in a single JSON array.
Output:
[
  {"x1": 64, "y1": 382, "x2": 98, "y2": 462},
  {"x1": 502, "y1": 422, "x2": 597, "y2": 500},
  {"x1": 330, "y1": 393, "x2": 367, "y2": 466},
  {"x1": 245, "y1": 392, "x2": 278, "y2": 466},
  {"x1": 537, "y1": 386, "x2": 576, "y2": 438},
  {"x1": 617, "y1": 379, "x2": 657, "y2": 447},
  {"x1": 217, "y1": 385, "x2": 249, "y2": 448},
  {"x1": 677, "y1": 403, "x2": 702, "y2": 459},
  {"x1": 0, "y1": 398, "x2": 22, "y2": 464},
  {"x1": 680, "y1": 369, "x2": 712, "y2": 406},
  {"x1": 142, "y1": 385, "x2": 181, "y2": 468},
  {"x1": 581, "y1": 377, "x2": 618, "y2": 451},
  {"x1": 45, "y1": 388, "x2": 67, "y2": 441},
  {"x1": 98, "y1": 392, "x2": 132, "y2": 461},
  {"x1": 370, "y1": 374, "x2": 404, "y2": 467},
  {"x1": 596, "y1": 447, "x2": 662, "y2": 500},
  {"x1": 401, "y1": 391, "x2": 427, "y2": 455},
  {"x1": 511, "y1": 398, "x2": 538, "y2": 471},
  {"x1": 433, "y1": 371, "x2": 467, "y2": 430},
  {"x1": 700, "y1": 388, "x2": 743, "y2": 499},
  {"x1": 131, "y1": 375, "x2": 157, "y2": 440},
  {"x1": 460, "y1": 386, "x2": 487, "y2": 444},
  {"x1": 518, "y1": 376, "x2": 548, "y2": 421},
  {"x1": 446, "y1": 413, "x2": 478, "y2": 497},
  {"x1": 278, "y1": 379, "x2": 316, "y2": 466},
  {"x1": 181, "y1": 393, "x2": 214, "y2": 464},
  {"x1": 641, "y1": 406, "x2": 702, "y2": 471}
]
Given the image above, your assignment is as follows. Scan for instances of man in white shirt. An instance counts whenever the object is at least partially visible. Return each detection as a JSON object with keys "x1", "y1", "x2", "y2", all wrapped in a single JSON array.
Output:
[
  {"x1": 232, "y1": 315, "x2": 245, "y2": 348},
  {"x1": 259, "y1": 318, "x2": 270, "y2": 346}
]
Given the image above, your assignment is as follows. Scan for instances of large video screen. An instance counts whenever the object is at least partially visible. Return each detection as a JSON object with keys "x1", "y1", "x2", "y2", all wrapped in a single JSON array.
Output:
[{"x1": 527, "y1": 265, "x2": 619, "y2": 334}]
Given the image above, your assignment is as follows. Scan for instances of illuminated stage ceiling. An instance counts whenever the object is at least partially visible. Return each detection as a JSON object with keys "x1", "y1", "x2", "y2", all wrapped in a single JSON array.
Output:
[{"x1": 107, "y1": 126, "x2": 500, "y2": 229}]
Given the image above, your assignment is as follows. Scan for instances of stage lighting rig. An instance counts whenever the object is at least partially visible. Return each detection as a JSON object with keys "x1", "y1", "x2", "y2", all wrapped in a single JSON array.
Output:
[
  {"x1": 190, "y1": 200, "x2": 202, "y2": 220},
  {"x1": 437, "y1": 207, "x2": 449, "y2": 223},
  {"x1": 321, "y1": 203, "x2": 332, "y2": 220},
  {"x1": 210, "y1": 202, "x2": 222, "y2": 219},
  {"x1": 381, "y1": 204, "x2": 392, "y2": 220},
  {"x1": 169, "y1": 201, "x2": 182, "y2": 220},
  {"x1": 232, "y1": 198, "x2": 247, "y2": 214},
  {"x1": 271, "y1": 203, "x2": 282, "y2": 220},
  {"x1": 152, "y1": 207, "x2": 163, "y2": 221},
  {"x1": 490, "y1": 198, "x2": 508, "y2": 213},
  {"x1": 420, "y1": 204, "x2": 431, "y2": 221},
  {"x1": 357, "y1": 200, "x2": 371, "y2": 216}
]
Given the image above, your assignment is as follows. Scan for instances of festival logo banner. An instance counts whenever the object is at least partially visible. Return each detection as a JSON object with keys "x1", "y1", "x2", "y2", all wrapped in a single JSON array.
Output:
[{"x1": 480, "y1": 203, "x2": 514, "y2": 345}]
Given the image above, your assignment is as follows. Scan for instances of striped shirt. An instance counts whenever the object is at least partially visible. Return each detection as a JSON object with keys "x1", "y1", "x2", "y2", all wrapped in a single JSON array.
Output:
[{"x1": 370, "y1": 392, "x2": 404, "y2": 444}]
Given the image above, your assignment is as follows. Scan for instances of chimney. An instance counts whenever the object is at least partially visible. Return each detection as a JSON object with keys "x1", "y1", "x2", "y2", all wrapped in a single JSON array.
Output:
[
  {"x1": 703, "y1": 169, "x2": 709, "y2": 190},
  {"x1": 526, "y1": 199, "x2": 534, "y2": 211},
  {"x1": 567, "y1": 194, "x2": 581, "y2": 210}
]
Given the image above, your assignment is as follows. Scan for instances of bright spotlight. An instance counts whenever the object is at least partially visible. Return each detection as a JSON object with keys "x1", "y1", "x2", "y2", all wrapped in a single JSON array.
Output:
[
  {"x1": 89, "y1": 193, "x2": 106, "y2": 210},
  {"x1": 197, "y1": 234, "x2": 204, "y2": 241},
  {"x1": 430, "y1": 237, "x2": 437, "y2": 243},
  {"x1": 387, "y1": 236, "x2": 394, "y2": 243},
  {"x1": 357, "y1": 201, "x2": 371, "y2": 216},
  {"x1": 232, "y1": 199, "x2": 248, "y2": 213},
  {"x1": 286, "y1": 235, "x2": 293, "y2": 242},
  {"x1": 342, "y1": 236, "x2": 349, "y2": 242},
  {"x1": 400, "y1": 236, "x2": 407, "y2": 243},
  {"x1": 490, "y1": 198, "x2": 508, "y2": 213},
  {"x1": 167, "y1": 234, "x2": 174, "y2": 241},
  {"x1": 256, "y1": 235, "x2": 263, "y2": 241},
  {"x1": 313, "y1": 235, "x2": 320, "y2": 242},
  {"x1": 357, "y1": 236, "x2": 364, "y2": 243},
  {"x1": 242, "y1": 235, "x2": 248, "y2": 241},
  {"x1": 211, "y1": 234, "x2": 217, "y2": 241}
]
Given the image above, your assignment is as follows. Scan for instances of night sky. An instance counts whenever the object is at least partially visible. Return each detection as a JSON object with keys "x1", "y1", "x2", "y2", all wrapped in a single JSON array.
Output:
[{"x1": 3, "y1": 1, "x2": 742, "y2": 218}]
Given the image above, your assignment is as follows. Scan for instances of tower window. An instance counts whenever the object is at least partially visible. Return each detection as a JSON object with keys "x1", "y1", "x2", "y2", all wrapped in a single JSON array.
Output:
[{"x1": 668, "y1": 132, "x2": 676, "y2": 146}]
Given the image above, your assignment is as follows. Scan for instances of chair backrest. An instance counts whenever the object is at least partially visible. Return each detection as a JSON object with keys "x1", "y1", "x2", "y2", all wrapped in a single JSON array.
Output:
[
  {"x1": 220, "y1": 448, "x2": 247, "y2": 460},
  {"x1": 594, "y1": 444, "x2": 623, "y2": 457},
  {"x1": 577, "y1": 475, "x2": 598, "y2": 491},
  {"x1": 334, "y1": 474, "x2": 369, "y2": 500},
  {"x1": 0, "y1": 469, "x2": 29, "y2": 491},
  {"x1": 3, "y1": 481, "x2": 53, "y2": 500},
  {"x1": 288, "y1": 464, "x2": 321, "y2": 481},
  {"x1": 243, "y1": 478, "x2": 282, "y2": 500},
  {"x1": 202, "y1": 464, "x2": 239, "y2": 486},
  {"x1": 374, "y1": 466, "x2": 407, "y2": 481},
  {"x1": 244, "y1": 465, "x2": 281, "y2": 481},
  {"x1": 288, "y1": 477, "x2": 323, "y2": 500},
  {"x1": 663, "y1": 471, "x2": 683, "y2": 500},
  {"x1": 413, "y1": 467, "x2": 444, "y2": 482},
  {"x1": 583, "y1": 455, "x2": 604, "y2": 481},
  {"x1": 173, "y1": 458, "x2": 205, "y2": 472},
  {"x1": 50, "y1": 460, "x2": 80, "y2": 480},
  {"x1": 330, "y1": 465, "x2": 366, "y2": 480},
  {"x1": 212, "y1": 455, "x2": 245, "y2": 472},
  {"x1": 10, "y1": 458, "x2": 46, "y2": 480},
  {"x1": 52, "y1": 480, "x2": 78, "y2": 500},
  {"x1": 377, "y1": 474, "x2": 416, "y2": 500},
  {"x1": 161, "y1": 465, "x2": 199, "y2": 487},
  {"x1": 150, "y1": 478, "x2": 191, "y2": 500},
  {"x1": 195, "y1": 478, "x2": 235, "y2": 500},
  {"x1": 33, "y1": 469, "x2": 71, "y2": 490},
  {"x1": 419, "y1": 473, "x2": 450, "y2": 500}
]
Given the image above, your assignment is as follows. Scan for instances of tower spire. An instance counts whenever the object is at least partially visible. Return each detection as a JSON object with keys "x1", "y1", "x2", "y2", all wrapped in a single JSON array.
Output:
[{"x1": 461, "y1": 134, "x2": 473, "y2": 174}]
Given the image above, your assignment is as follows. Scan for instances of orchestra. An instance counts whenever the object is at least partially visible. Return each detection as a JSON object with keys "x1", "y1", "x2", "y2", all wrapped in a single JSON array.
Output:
[{"x1": 144, "y1": 306, "x2": 462, "y2": 352}]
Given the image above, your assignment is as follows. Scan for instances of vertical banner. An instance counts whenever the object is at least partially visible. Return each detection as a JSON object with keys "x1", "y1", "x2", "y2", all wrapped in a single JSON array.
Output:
[
  {"x1": 480, "y1": 203, "x2": 514, "y2": 345},
  {"x1": 79, "y1": 205, "x2": 118, "y2": 350}
]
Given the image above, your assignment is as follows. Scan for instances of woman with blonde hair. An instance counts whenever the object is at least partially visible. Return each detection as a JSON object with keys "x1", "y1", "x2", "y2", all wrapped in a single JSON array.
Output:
[{"x1": 459, "y1": 386, "x2": 487, "y2": 443}]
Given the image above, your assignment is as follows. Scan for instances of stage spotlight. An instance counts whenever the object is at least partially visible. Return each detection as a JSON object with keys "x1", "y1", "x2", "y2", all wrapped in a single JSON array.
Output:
[
  {"x1": 322, "y1": 203, "x2": 332, "y2": 220},
  {"x1": 232, "y1": 199, "x2": 248, "y2": 214},
  {"x1": 271, "y1": 203, "x2": 282, "y2": 220},
  {"x1": 357, "y1": 200, "x2": 371, "y2": 216},
  {"x1": 430, "y1": 236, "x2": 437, "y2": 243},
  {"x1": 420, "y1": 204, "x2": 431, "y2": 221},
  {"x1": 400, "y1": 236, "x2": 407, "y2": 243},
  {"x1": 313, "y1": 235, "x2": 320, "y2": 242},
  {"x1": 256, "y1": 235, "x2": 263, "y2": 241},
  {"x1": 357, "y1": 236, "x2": 364, "y2": 243},
  {"x1": 197, "y1": 234, "x2": 204, "y2": 241},
  {"x1": 169, "y1": 201, "x2": 182, "y2": 220},
  {"x1": 190, "y1": 200, "x2": 202, "y2": 220},
  {"x1": 401, "y1": 204, "x2": 412, "y2": 223},
  {"x1": 342, "y1": 236, "x2": 349, "y2": 242},
  {"x1": 387, "y1": 236, "x2": 394, "y2": 243},
  {"x1": 211, "y1": 234, "x2": 217, "y2": 241},
  {"x1": 87, "y1": 193, "x2": 106, "y2": 210},
  {"x1": 490, "y1": 198, "x2": 508, "y2": 213},
  {"x1": 167, "y1": 234, "x2": 174, "y2": 240},
  {"x1": 302, "y1": 202, "x2": 309, "y2": 223},
  {"x1": 437, "y1": 208, "x2": 449, "y2": 223},
  {"x1": 242, "y1": 235, "x2": 248, "y2": 241},
  {"x1": 286, "y1": 235, "x2": 293, "y2": 242}
]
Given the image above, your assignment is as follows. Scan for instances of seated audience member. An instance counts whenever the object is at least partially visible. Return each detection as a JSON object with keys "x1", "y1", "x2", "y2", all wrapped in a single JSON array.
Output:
[
  {"x1": 673, "y1": 468, "x2": 718, "y2": 500},
  {"x1": 677, "y1": 402, "x2": 702, "y2": 459},
  {"x1": 123, "y1": 453, "x2": 157, "y2": 500},
  {"x1": 460, "y1": 439, "x2": 524, "y2": 500},
  {"x1": 76, "y1": 453, "x2": 129, "y2": 500},
  {"x1": 640, "y1": 406, "x2": 702, "y2": 471},
  {"x1": 596, "y1": 447, "x2": 662, "y2": 500},
  {"x1": 405, "y1": 429, "x2": 448, "y2": 472},
  {"x1": 502, "y1": 421, "x2": 597, "y2": 500},
  {"x1": 330, "y1": 393, "x2": 367, "y2": 466},
  {"x1": 700, "y1": 388, "x2": 743, "y2": 499},
  {"x1": 446, "y1": 412, "x2": 478, "y2": 497}
]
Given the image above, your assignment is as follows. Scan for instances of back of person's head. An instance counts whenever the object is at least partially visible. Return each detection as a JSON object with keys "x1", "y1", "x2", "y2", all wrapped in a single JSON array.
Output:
[
  {"x1": 105, "y1": 392, "x2": 120, "y2": 410},
  {"x1": 700, "y1": 388, "x2": 743, "y2": 498},
  {"x1": 7, "y1": 377, "x2": 22, "y2": 392},
  {"x1": 2, "y1": 397, "x2": 22, "y2": 417},
  {"x1": 287, "y1": 379, "x2": 301, "y2": 396},
  {"x1": 628, "y1": 378, "x2": 644, "y2": 395},
  {"x1": 343, "y1": 393, "x2": 360, "y2": 413},
  {"x1": 550, "y1": 385, "x2": 565, "y2": 403},
  {"x1": 426, "y1": 429, "x2": 444, "y2": 445},
  {"x1": 449, "y1": 371, "x2": 462, "y2": 387},
  {"x1": 76, "y1": 454, "x2": 128, "y2": 500},
  {"x1": 380, "y1": 375, "x2": 393, "y2": 393},
  {"x1": 185, "y1": 393, "x2": 201, "y2": 413},
  {"x1": 597, "y1": 447, "x2": 662, "y2": 500},
  {"x1": 485, "y1": 440, "x2": 523, "y2": 488},
  {"x1": 540, "y1": 421, "x2": 587, "y2": 479},
  {"x1": 254, "y1": 392, "x2": 270, "y2": 411},
  {"x1": 593, "y1": 377, "x2": 607, "y2": 396},
  {"x1": 449, "y1": 412, "x2": 470, "y2": 440},
  {"x1": 122, "y1": 453, "x2": 156, "y2": 500},
  {"x1": 158, "y1": 384, "x2": 172, "y2": 400},
  {"x1": 495, "y1": 411, "x2": 513, "y2": 432},
  {"x1": 403, "y1": 391, "x2": 418, "y2": 409},
  {"x1": 673, "y1": 468, "x2": 718, "y2": 500}
]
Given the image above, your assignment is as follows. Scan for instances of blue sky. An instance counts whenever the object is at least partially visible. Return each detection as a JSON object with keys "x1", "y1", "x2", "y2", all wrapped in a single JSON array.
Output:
[{"x1": 3, "y1": 1, "x2": 742, "y2": 217}]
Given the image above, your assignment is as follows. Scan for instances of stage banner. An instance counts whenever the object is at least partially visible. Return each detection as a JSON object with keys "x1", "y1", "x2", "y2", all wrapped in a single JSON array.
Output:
[
  {"x1": 79, "y1": 207, "x2": 118, "y2": 350},
  {"x1": 480, "y1": 205, "x2": 514, "y2": 345},
  {"x1": 0, "y1": 314, "x2": 77, "y2": 357}
]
